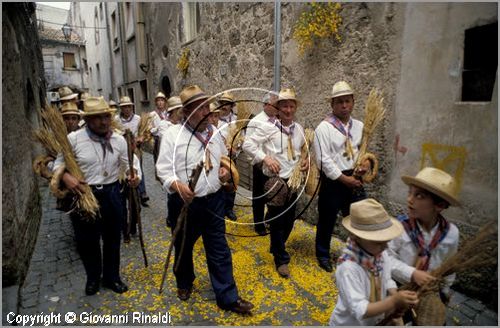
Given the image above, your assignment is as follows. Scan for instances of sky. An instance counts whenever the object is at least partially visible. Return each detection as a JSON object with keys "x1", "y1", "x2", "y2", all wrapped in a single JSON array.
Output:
[{"x1": 37, "y1": 2, "x2": 71, "y2": 10}]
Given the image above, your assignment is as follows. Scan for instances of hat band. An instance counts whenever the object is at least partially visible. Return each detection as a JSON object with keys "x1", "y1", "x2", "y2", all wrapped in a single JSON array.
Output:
[{"x1": 350, "y1": 219, "x2": 393, "y2": 231}]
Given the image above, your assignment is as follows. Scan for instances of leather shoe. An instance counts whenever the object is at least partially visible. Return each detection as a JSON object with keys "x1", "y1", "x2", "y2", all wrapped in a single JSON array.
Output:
[
  {"x1": 177, "y1": 287, "x2": 192, "y2": 301},
  {"x1": 318, "y1": 259, "x2": 333, "y2": 272},
  {"x1": 103, "y1": 280, "x2": 128, "y2": 294},
  {"x1": 277, "y1": 264, "x2": 290, "y2": 278},
  {"x1": 85, "y1": 280, "x2": 100, "y2": 295},
  {"x1": 220, "y1": 297, "x2": 254, "y2": 314}
]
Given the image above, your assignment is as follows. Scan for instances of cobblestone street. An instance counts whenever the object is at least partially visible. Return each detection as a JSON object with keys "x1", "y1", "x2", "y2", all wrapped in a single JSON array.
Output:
[{"x1": 9, "y1": 152, "x2": 498, "y2": 326}]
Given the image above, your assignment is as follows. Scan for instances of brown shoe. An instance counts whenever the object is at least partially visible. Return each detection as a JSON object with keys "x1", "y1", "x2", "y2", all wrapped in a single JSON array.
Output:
[
  {"x1": 221, "y1": 297, "x2": 254, "y2": 315},
  {"x1": 277, "y1": 264, "x2": 290, "y2": 278},
  {"x1": 177, "y1": 287, "x2": 192, "y2": 301}
]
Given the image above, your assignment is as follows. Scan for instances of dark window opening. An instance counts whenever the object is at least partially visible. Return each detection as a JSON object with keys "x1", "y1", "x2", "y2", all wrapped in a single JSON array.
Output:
[
  {"x1": 461, "y1": 22, "x2": 497, "y2": 102},
  {"x1": 140, "y1": 80, "x2": 149, "y2": 102},
  {"x1": 161, "y1": 76, "x2": 172, "y2": 98}
]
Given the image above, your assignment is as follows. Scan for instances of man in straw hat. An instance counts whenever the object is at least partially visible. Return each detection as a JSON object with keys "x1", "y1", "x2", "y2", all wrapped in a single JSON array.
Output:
[
  {"x1": 150, "y1": 91, "x2": 169, "y2": 164},
  {"x1": 58, "y1": 86, "x2": 79, "y2": 105},
  {"x1": 156, "y1": 85, "x2": 254, "y2": 314},
  {"x1": 329, "y1": 198, "x2": 419, "y2": 326},
  {"x1": 215, "y1": 91, "x2": 240, "y2": 221},
  {"x1": 387, "y1": 167, "x2": 460, "y2": 319},
  {"x1": 53, "y1": 96, "x2": 142, "y2": 296},
  {"x1": 243, "y1": 91, "x2": 279, "y2": 235},
  {"x1": 313, "y1": 80, "x2": 367, "y2": 273},
  {"x1": 243, "y1": 88, "x2": 308, "y2": 278},
  {"x1": 157, "y1": 96, "x2": 183, "y2": 139},
  {"x1": 60, "y1": 102, "x2": 82, "y2": 133}
]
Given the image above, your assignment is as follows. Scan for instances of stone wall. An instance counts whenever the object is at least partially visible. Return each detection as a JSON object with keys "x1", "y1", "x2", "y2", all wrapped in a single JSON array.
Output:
[{"x1": 2, "y1": 3, "x2": 45, "y2": 287}]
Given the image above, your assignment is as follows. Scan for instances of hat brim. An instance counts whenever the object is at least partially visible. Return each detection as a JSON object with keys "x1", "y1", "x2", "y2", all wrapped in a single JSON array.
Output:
[
  {"x1": 277, "y1": 98, "x2": 301, "y2": 107},
  {"x1": 326, "y1": 91, "x2": 354, "y2": 102},
  {"x1": 401, "y1": 176, "x2": 461, "y2": 207},
  {"x1": 61, "y1": 110, "x2": 82, "y2": 116},
  {"x1": 82, "y1": 108, "x2": 117, "y2": 116},
  {"x1": 182, "y1": 94, "x2": 215, "y2": 107},
  {"x1": 342, "y1": 216, "x2": 403, "y2": 242},
  {"x1": 167, "y1": 105, "x2": 183, "y2": 112},
  {"x1": 60, "y1": 94, "x2": 79, "y2": 101},
  {"x1": 119, "y1": 102, "x2": 134, "y2": 107}
]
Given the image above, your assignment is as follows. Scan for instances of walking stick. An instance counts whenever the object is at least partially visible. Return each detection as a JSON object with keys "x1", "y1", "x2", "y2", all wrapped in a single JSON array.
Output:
[
  {"x1": 158, "y1": 161, "x2": 204, "y2": 294},
  {"x1": 124, "y1": 130, "x2": 148, "y2": 267}
]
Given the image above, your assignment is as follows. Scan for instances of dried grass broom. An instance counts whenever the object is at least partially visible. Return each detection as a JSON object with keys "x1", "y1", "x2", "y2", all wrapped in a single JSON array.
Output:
[
  {"x1": 288, "y1": 128, "x2": 315, "y2": 192},
  {"x1": 225, "y1": 101, "x2": 252, "y2": 151},
  {"x1": 378, "y1": 221, "x2": 498, "y2": 326},
  {"x1": 41, "y1": 105, "x2": 99, "y2": 219},
  {"x1": 354, "y1": 89, "x2": 385, "y2": 183}
]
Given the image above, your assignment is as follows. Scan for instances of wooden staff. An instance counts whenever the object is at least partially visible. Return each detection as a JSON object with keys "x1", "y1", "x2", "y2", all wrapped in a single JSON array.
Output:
[
  {"x1": 124, "y1": 129, "x2": 148, "y2": 267},
  {"x1": 158, "y1": 161, "x2": 204, "y2": 294}
]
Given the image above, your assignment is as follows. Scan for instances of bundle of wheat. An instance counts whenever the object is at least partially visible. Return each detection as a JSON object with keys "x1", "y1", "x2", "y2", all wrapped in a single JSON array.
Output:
[
  {"x1": 226, "y1": 101, "x2": 252, "y2": 150},
  {"x1": 33, "y1": 127, "x2": 61, "y2": 157},
  {"x1": 354, "y1": 89, "x2": 385, "y2": 182},
  {"x1": 288, "y1": 128, "x2": 316, "y2": 192},
  {"x1": 41, "y1": 105, "x2": 99, "y2": 218},
  {"x1": 33, "y1": 154, "x2": 55, "y2": 179},
  {"x1": 403, "y1": 222, "x2": 497, "y2": 324},
  {"x1": 138, "y1": 112, "x2": 153, "y2": 142},
  {"x1": 378, "y1": 222, "x2": 497, "y2": 326}
]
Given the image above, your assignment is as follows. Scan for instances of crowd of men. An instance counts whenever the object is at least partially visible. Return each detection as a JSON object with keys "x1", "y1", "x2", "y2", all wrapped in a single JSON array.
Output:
[{"x1": 48, "y1": 81, "x2": 460, "y2": 324}]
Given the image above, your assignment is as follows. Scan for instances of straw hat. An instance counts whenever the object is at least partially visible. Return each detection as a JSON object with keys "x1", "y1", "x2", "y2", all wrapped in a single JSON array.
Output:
[
  {"x1": 342, "y1": 198, "x2": 404, "y2": 242},
  {"x1": 82, "y1": 96, "x2": 116, "y2": 116},
  {"x1": 401, "y1": 167, "x2": 461, "y2": 206},
  {"x1": 277, "y1": 88, "x2": 300, "y2": 107},
  {"x1": 218, "y1": 91, "x2": 235, "y2": 104},
  {"x1": 79, "y1": 92, "x2": 90, "y2": 102},
  {"x1": 155, "y1": 92, "x2": 167, "y2": 100},
  {"x1": 166, "y1": 96, "x2": 183, "y2": 112},
  {"x1": 328, "y1": 81, "x2": 354, "y2": 100},
  {"x1": 209, "y1": 102, "x2": 221, "y2": 113},
  {"x1": 180, "y1": 85, "x2": 213, "y2": 107},
  {"x1": 119, "y1": 96, "x2": 134, "y2": 107},
  {"x1": 58, "y1": 86, "x2": 78, "y2": 101},
  {"x1": 109, "y1": 100, "x2": 118, "y2": 108},
  {"x1": 60, "y1": 102, "x2": 81, "y2": 116}
]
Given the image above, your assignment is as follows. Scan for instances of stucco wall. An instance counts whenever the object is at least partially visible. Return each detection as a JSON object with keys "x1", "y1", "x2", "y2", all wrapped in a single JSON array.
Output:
[
  {"x1": 389, "y1": 3, "x2": 498, "y2": 227},
  {"x1": 2, "y1": 3, "x2": 45, "y2": 286},
  {"x1": 41, "y1": 43, "x2": 87, "y2": 90}
]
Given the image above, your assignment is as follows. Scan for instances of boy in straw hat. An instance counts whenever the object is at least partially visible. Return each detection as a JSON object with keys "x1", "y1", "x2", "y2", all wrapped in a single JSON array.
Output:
[
  {"x1": 243, "y1": 87, "x2": 308, "y2": 278},
  {"x1": 157, "y1": 96, "x2": 183, "y2": 138},
  {"x1": 53, "y1": 96, "x2": 142, "y2": 296},
  {"x1": 330, "y1": 198, "x2": 419, "y2": 326},
  {"x1": 156, "y1": 85, "x2": 254, "y2": 314},
  {"x1": 313, "y1": 81, "x2": 366, "y2": 273},
  {"x1": 387, "y1": 167, "x2": 460, "y2": 312}
]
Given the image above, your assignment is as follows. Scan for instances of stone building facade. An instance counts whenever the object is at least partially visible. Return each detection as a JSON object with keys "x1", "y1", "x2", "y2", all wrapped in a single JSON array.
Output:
[
  {"x1": 2, "y1": 2, "x2": 46, "y2": 289},
  {"x1": 75, "y1": 1, "x2": 497, "y2": 304}
]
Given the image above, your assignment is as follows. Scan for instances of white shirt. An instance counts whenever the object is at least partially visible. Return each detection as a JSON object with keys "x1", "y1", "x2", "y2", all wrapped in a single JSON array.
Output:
[
  {"x1": 53, "y1": 128, "x2": 142, "y2": 185},
  {"x1": 150, "y1": 109, "x2": 168, "y2": 136},
  {"x1": 157, "y1": 120, "x2": 175, "y2": 140},
  {"x1": 156, "y1": 123, "x2": 228, "y2": 197},
  {"x1": 387, "y1": 220, "x2": 459, "y2": 294},
  {"x1": 243, "y1": 120, "x2": 305, "y2": 179},
  {"x1": 313, "y1": 118, "x2": 363, "y2": 180},
  {"x1": 329, "y1": 251, "x2": 397, "y2": 326},
  {"x1": 115, "y1": 114, "x2": 140, "y2": 136},
  {"x1": 242, "y1": 112, "x2": 279, "y2": 166}
]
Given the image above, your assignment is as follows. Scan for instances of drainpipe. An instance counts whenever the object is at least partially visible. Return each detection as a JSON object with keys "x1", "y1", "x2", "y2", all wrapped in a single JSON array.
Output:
[
  {"x1": 136, "y1": 3, "x2": 148, "y2": 75},
  {"x1": 104, "y1": 3, "x2": 117, "y2": 100},
  {"x1": 118, "y1": 3, "x2": 128, "y2": 87},
  {"x1": 273, "y1": 0, "x2": 281, "y2": 92}
]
